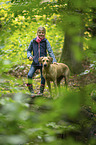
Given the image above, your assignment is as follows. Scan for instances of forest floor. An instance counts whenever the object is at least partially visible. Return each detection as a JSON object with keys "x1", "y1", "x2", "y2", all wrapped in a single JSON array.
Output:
[{"x1": 1, "y1": 60, "x2": 96, "y2": 98}]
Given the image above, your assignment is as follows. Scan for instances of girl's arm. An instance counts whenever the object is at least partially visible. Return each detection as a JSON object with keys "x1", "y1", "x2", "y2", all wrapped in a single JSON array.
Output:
[
  {"x1": 27, "y1": 40, "x2": 33, "y2": 59},
  {"x1": 46, "y1": 40, "x2": 57, "y2": 62}
]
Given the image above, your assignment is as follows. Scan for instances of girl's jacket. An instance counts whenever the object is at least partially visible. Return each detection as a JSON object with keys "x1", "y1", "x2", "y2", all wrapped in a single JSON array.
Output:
[{"x1": 27, "y1": 37, "x2": 56, "y2": 66}]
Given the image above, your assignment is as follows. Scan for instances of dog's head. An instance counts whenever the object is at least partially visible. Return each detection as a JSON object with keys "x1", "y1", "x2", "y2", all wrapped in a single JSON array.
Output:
[{"x1": 38, "y1": 57, "x2": 53, "y2": 68}]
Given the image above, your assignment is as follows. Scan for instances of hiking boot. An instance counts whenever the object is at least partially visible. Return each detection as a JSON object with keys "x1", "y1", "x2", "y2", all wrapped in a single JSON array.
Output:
[
  {"x1": 38, "y1": 84, "x2": 45, "y2": 95},
  {"x1": 27, "y1": 83, "x2": 34, "y2": 94}
]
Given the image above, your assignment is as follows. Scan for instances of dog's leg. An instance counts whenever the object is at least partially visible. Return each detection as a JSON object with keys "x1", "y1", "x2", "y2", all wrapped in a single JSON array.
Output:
[
  {"x1": 53, "y1": 77, "x2": 58, "y2": 88},
  {"x1": 64, "y1": 68, "x2": 70, "y2": 88},
  {"x1": 53, "y1": 81, "x2": 57, "y2": 88},
  {"x1": 65, "y1": 76, "x2": 69, "y2": 88},
  {"x1": 47, "y1": 81, "x2": 52, "y2": 95},
  {"x1": 53, "y1": 79, "x2": 58, "y2": 96}
]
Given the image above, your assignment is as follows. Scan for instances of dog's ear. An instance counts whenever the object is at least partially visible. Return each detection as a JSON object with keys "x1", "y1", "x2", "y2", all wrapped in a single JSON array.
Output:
[
  {"x1": 38, "y1": 57, "x2": 43, "y2": 62},
  {"x1": 48, "y1": 57, "x2": 53, "y2": 63}
]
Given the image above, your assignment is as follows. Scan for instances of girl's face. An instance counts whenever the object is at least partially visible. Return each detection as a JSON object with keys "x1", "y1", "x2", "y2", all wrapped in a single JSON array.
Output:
[{"x1": 37, "y1": 29, "x2": 45, "y2": 39}]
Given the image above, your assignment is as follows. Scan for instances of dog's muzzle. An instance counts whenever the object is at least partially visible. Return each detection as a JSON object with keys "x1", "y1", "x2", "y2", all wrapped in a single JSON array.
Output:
[{"x1": 44, "y1": 64, "x2": 47, "y2": 67}]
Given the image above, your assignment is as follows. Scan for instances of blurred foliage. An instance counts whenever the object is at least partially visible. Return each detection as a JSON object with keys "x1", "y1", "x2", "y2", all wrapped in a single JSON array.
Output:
[{"x1": 0, "y1": 0, "x2": 96, "y2": 145}]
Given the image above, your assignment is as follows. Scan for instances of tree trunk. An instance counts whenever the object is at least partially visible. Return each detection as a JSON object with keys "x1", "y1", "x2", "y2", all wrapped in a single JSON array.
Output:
[
  {"x1": 60, "y1": 30, "x2": 84, "y2": 74},
  {"x1": 59, "y1": 0, "x2": 85, "y2": 74}
]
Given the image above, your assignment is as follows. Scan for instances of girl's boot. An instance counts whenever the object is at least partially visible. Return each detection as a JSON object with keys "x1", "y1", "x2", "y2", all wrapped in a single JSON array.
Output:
[
  {"x1": 27, "y1": 84, "x2": 34, "y2": 94},
  {"x1": 39, "y1": 84, "x2": 45, "y2": 95}
]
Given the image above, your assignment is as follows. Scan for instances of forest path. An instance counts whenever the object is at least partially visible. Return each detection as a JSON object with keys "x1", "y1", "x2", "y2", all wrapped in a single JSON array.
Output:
[{"x1": 1, "y1": 61, "x2": 96, "y2": 99}]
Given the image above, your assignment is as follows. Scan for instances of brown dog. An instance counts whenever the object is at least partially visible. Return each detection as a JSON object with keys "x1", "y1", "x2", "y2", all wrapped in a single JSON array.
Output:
[{"x1": 39, "y1": 57, "x2": 70, "y2": 94}]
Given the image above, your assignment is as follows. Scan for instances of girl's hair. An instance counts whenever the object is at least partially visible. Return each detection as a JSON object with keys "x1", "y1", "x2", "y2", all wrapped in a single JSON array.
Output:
[{"x1": 37, "y1": 27, "x2": 46, "y2": 34}]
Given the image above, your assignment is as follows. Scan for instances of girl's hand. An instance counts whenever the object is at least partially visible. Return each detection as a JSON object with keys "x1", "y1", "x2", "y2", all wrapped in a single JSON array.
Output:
[
  {"x1": 29, "y1": 56, "x2": 33, "y2": 61},
  {"x1": 53, "y1": 62, "x2": 57, "y2": 64}
]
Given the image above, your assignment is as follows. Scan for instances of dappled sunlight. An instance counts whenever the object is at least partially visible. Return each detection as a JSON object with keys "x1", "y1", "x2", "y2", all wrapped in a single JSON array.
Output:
[{"x1": 0, "y1": 0, "x2": 96, "y2": 145}]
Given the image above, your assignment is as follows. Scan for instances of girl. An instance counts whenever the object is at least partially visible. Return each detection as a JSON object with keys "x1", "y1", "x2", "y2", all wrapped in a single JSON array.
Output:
[{"x1": 27, "y1": 27, "x2": 56, "y2": 95}]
